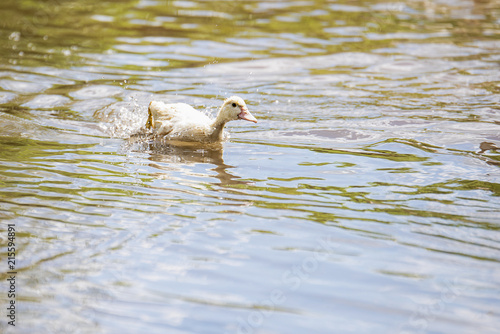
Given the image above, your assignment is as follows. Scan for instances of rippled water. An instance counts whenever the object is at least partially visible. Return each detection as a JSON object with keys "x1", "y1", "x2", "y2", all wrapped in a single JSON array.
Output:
[{"x1": 1, "y1": 0, "x2": 500, "y2": 333}]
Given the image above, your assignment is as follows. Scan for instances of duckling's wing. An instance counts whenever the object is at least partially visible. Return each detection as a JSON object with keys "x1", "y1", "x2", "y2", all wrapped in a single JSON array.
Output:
[
  {"x1": 148, "y1": 101, "x2": 184, "y2": 128},
  {"x1": 147, "y1": 101, "x2": 212, "y2": 136},
  {"x1": 146, "y1": 102, "x2": 156, "y2": 130}
]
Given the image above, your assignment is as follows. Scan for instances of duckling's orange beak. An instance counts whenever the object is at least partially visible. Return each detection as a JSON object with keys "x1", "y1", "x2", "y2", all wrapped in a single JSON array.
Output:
[{"x1": 238, "y1": 107, "x2": 257, "y2": 123}]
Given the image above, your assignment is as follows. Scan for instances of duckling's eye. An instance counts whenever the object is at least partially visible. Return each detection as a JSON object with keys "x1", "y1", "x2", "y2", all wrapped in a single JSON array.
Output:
[{"x1": 232, "y1": 103, "x2": 237, "y2": 108}]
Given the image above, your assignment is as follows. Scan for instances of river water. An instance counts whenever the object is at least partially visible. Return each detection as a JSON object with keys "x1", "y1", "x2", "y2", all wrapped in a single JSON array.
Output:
[{"x1": 1, "y1": 0, "x2": 500, "y2": 333}]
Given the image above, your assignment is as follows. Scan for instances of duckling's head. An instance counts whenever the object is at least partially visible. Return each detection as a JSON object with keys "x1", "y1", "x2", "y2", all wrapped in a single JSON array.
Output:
[{"x1": 218, "y1": 96, "x2": 257, "y2": 124}]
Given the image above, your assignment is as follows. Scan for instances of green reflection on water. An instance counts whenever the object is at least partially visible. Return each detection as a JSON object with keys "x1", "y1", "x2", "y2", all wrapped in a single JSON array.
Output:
[
  {"x1": 2, "y1": 0, "x2": 498, "y2": 71},
  {"x1": 0, "y1": 137, "x2": 95, "y2": 161},
  {"x1": 239, "y1": 140, "x2": 429, "y2": 162}
]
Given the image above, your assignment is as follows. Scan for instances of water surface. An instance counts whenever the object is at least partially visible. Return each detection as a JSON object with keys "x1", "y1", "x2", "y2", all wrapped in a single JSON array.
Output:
[{"x1": 1, "y1": 0, "x2": 500, "y2": 333}]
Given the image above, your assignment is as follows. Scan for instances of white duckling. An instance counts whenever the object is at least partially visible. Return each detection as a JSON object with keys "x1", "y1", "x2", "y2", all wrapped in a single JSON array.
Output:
[{"x1": 145, "y1": 96, "x2": 257, "y2": 142}]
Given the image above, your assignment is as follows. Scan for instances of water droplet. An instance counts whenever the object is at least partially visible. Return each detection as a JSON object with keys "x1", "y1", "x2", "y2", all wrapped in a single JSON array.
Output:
[{"x1": 9, "y1": 32, "x2": 21, "y2": 41}]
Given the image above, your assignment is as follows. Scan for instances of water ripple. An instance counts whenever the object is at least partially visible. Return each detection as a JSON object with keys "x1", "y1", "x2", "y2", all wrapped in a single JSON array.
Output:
[{"x1": 1, "y1": 0, "x2": 500, "y2": 333}]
